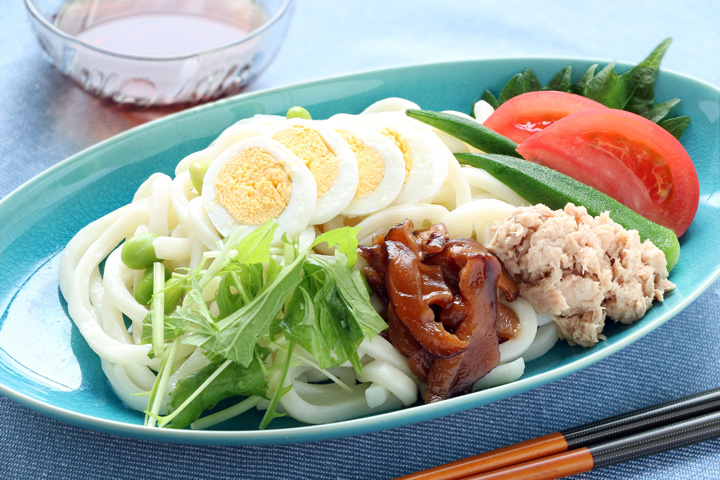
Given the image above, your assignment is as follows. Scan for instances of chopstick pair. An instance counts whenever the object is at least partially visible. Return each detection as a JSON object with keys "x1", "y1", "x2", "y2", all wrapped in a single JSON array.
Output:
[{"x1": 394, "y1": 387, "x2": 720, "y2": 480}]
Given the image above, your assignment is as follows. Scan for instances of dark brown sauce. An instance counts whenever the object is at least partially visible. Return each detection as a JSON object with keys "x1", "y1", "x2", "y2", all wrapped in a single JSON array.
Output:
[{"x1": 497, "y1": 303, "x2": 521, "y2": 343}]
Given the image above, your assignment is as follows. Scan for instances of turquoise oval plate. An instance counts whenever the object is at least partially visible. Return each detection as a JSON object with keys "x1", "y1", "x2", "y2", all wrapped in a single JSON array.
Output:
[{"x1": 1, "y1": 59, "x2": 719, "y2": 445}]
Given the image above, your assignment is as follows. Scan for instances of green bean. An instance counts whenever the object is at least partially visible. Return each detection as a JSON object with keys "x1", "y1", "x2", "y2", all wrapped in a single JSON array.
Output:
[
  {"x1": 189, "y1": 162, "x2": 208, "y2": 195},
  {"x1": 134, "y1": 265, "x2": 171, "y2": 305},
  {"x1": 121, "y1": 233, "x2": 161, "y2": 270},
  {"x1": 286, "y1": 106, "x2": 312, "y2": 120}
]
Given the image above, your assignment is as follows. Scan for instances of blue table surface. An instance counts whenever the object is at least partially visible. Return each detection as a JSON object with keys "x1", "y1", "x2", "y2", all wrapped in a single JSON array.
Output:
[{"x1": 2, "y1": 1, "x2": 719, "y2": 479}]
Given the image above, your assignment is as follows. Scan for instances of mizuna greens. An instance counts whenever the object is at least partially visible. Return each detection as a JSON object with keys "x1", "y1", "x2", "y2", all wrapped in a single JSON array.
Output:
[{"x1": 141, "y1": 222, "x2": 387, "y2": 429}]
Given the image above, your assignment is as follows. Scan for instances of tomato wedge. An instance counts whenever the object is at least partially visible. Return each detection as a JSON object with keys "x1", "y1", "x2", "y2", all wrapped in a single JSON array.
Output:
[
  {"x1": 483, "y1": 91, "x2": 607, "y2": 143},
  {"x1": 516, "y1": 109, "x2": 699, "y2": 236}
]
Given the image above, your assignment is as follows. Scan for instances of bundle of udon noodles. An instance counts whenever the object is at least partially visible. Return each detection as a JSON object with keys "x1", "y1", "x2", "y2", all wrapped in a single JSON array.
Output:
[{"x1": 59, "y1": 98, "x2": 556, "y2": 428}]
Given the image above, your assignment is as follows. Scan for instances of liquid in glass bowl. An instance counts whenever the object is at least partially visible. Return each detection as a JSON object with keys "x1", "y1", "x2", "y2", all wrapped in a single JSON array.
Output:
[{"x1": 25, "y1": 0, "x2": 295, "y2": 106}]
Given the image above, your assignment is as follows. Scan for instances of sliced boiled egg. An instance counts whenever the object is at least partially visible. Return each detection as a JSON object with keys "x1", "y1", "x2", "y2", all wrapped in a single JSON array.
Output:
[
  {"x1": 201, "y1": 137, "x2": 316, "y2": 238},
  {"x1": 207, "y1": 120, "x2": 278, "y2": 161},
  {"x1": 235, "y1": 113, "x2": 288, "y2": 126},
  {"x1": 268, "y1": 119, "x2": 359, "y2": 225},
  {"x1": 361, "y1": 97, "x2": 420, "y2": 114},
  {"x1": 175, "y1": 115, "x2": 280, "y2": 175},
  {"x1": 326, "y1": 115, "x2": 406, "y2": 216},
  {"x1": 358, "y1": 112, "x2": 451, "y2": 205}
]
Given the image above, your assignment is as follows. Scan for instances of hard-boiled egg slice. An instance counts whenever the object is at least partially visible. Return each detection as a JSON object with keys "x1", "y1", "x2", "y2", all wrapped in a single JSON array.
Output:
[
  {"x1": 268, "y1": 119, "x2": 359, "y2": 225},
  {"x1": 359, "y1": 112, "x2": 451, "y2": 205},
  {"x1": 235, "y1": 114, "x2": 288, "y2": 126},
  {"x1": 207, "y1": 120, "x2": 278, "y2": 161},
  {"x1": 201, "y1": 137, "x2": 316, "y2": 238},
  {"x1": 175, "y1": 115, "x2": 281, "y2": 175},
  {"x1": 361, "y1": 97, "x2": 421, "y2": 114},
  {"x1": 326, "y1": 115, "x2": 406, "y2": 217}
]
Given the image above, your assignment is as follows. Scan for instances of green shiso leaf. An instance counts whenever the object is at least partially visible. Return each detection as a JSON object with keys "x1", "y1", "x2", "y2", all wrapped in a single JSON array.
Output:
[{"x1": 483, "y1": 38, "x2": 689, "y2": 139}]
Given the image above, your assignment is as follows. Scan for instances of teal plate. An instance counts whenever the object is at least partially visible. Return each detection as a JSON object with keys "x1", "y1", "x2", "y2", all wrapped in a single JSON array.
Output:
[{"x1": 1, "y1": 59, "x2": 719, "y2": 446}]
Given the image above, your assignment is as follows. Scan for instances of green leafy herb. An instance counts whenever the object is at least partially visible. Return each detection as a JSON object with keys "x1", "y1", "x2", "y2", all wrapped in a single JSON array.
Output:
[
  {"x1": 480, "y1": 38, "x2": 689, "y2": 139},
  {"x1": 145, "y1": 338, "x2": 180, "y2": 427},
  {"x1": 303, "y1": 252, "x2": 386, "y2": 371},
  {"x1": 659, "y1": 115, "x2": 691, "y2": 139},
  {"x1": 259, "y1": 341, "x2": 295, "y2": 429},
  {"x1": 165, "y1": 352, "x2": 268, "y2": 429},
  {"x1": 544, "y1": 66, "x2": 573, "y2": 92},
  {"x1": 140, "y1": 312, "x2": 184, "y2": 345},
  {"x1": 311, "y1": 225, "x2": 362, "y2": 267},
  {"x1": 143, "y1": 223, "x2": 385, "y2": 430},
  {"x1": 185, "y1": 252, "x2": 305, "y2": 367},
  {"x1": 150, "y1": 262, "x2": 166, "y2": 358},
  {"x1": 231, "y1": 221, "x2": 278, "y2": 265}
]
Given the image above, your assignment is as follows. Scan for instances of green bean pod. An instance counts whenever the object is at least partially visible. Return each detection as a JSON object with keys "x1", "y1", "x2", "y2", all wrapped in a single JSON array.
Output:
[{"x1": 406, "y1": 109, "x2": 522, "y2": 157}]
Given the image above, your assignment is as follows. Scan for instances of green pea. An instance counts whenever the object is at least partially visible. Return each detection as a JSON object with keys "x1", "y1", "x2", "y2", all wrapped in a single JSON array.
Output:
[
  {"x1": 163, "y1": 277, "x2": 184, "y2": 314},
  {"x1": 121, "y1": 233, "x2": 160, "y2": 270},
  {"x1": 189, "y1": 162, "x2": 208, "y2": 195},
  {"x1": 286, "y1": 106, "x2": 312, "y2": 120},
  {"x1": 135, "y1": 265, "x2": 171, "y2": 305}
]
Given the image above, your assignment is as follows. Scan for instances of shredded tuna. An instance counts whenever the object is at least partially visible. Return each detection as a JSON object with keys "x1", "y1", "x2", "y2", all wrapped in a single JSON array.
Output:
[{"x1": 487, "y1": 204, "x2": 675, "y2": 347}]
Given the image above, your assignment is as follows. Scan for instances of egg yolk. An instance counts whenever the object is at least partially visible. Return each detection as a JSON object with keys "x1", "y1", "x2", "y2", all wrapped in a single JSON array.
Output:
[
  {"x1": 337, "y1": 129, "x2": 385, "y2": 198},
  {"x1": 214, "y1": 147, "x2": 293, "y2": 225},
  {"x1": 378, "y1": 128, "x2": 413, "y2": 183},
  {"x1": 272, "y1": 126, "x2": 339, "y2": 198}
]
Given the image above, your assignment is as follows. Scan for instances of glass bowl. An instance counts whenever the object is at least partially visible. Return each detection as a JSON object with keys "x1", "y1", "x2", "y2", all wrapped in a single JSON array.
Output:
[{"x1": 24, "y1": 0, "x2": 295, "y2": 106}]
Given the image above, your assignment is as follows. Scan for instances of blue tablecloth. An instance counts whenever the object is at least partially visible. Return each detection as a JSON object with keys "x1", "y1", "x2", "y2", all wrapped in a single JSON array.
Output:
[{"x1": 2, "y1": 1, "x2": 719, "y2": 478}]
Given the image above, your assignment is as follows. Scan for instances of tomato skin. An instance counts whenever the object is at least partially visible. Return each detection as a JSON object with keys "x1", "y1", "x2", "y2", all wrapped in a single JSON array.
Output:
[
  {"x1": 516, "y1": 109, "x2": 699, "y2": 236},
  {"x1": 483, "y1": 91, "x2": 607, "y2": 143}
]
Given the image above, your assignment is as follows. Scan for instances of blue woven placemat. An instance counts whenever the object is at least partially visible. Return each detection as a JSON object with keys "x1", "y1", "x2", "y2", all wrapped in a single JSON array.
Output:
[{"x1": 2, "y1": 280, "x2": 719, "y2": 479}]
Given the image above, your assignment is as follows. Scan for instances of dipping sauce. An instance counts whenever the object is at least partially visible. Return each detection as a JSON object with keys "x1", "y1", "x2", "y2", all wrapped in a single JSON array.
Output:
[
  {"x1": 54, "y1": 0, "x2": 266, "y2": 57},
  {"x1": 74, "y1": 13, "x2": 250, "y2": 57}
]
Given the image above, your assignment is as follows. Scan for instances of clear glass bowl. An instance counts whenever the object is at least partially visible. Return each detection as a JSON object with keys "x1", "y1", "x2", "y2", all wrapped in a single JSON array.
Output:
[{"x1": 25, "y1": 0, "x2": 295, "y2": 106}]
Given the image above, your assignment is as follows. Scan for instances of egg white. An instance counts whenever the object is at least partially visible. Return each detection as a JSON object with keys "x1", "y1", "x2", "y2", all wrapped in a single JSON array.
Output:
[
  {"x1": 175, "y1": 116, "x2": 279, "y2": 175},
  {"x1": 358, "y1": 111, "x2": 452, "y2": 205},
  {"x1": 202, "y1": 137, "x2": 317, "y2": 238},
  {"x1": 267, "y1": 118, "x2": 359, "y2": 225},
  {"x1": 361, "y1": 97, "x2": 421, "y2": 114},
  {"x1": 235, "y1": 114, "x2": 288, "y2": 126},
  {"x1": 207, "y1": 122, "x2": 277, "y2": 164},
  {"x1": 325, "y1": 115, "x2": 406, "y2": 217}
]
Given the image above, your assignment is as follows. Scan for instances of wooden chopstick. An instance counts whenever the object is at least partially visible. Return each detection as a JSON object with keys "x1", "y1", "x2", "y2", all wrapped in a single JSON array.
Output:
[
  {"x1": 393, "y1": 387, "x2": 720, "y2": 480},
  {"x1": 461, "y1": 408, "x2": 720, "y2": 480}
]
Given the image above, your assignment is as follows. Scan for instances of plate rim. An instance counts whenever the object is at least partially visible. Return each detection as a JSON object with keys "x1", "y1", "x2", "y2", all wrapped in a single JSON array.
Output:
[
  {"x1": 1, "y1": 57, "x2": 719, "y2": 445},
  {"x1": 4, "y1": 54, "x2": 720, "y2": 207}
]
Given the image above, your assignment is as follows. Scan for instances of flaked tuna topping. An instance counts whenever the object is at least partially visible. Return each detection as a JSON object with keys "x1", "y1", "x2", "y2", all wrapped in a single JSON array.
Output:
[{"x1": 488, "y1": 203, "x2": 674, "y2": 347}]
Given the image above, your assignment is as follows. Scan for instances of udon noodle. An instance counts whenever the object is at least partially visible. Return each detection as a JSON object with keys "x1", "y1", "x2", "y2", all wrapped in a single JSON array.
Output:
[{"x1": 58, "y1": 98, "x2": 559, "y2": 427}]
